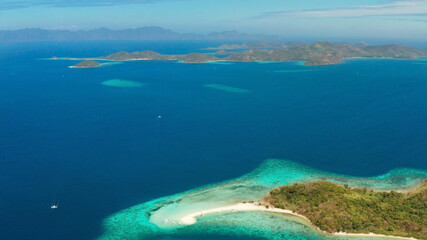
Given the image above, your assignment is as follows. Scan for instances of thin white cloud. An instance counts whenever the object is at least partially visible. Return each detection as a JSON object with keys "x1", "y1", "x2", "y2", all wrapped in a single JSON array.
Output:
[
  {"x1": 261, "y1": 0, "x2": 427, "y2": 18},
  {"x1": 0, "y1": 0, "x2": 181, "y2": 10}
]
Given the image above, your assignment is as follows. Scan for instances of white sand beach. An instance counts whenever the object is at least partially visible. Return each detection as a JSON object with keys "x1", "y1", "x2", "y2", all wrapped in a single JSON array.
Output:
[
  {"x1": 334, "y1": 232, "x2": 418, "y2": 240},
  {"x1": 179, "y1": 203, "x2": 419, "y2": 240},
  {"x1": 180, "y1": 202, "x2": 309, "y2": 225}
]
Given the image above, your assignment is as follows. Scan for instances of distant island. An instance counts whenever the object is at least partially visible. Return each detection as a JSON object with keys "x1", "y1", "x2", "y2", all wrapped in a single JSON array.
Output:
[
  {"x1": 71, "y1": 60, "x2": 101, "y2": 68},
  {"x1": 84, "y1": 41, "x2": 427, "y2": 65},
  {"x1": 266, "y1": 181, "x2": 427, "y2": 239},
  {"x1": 206, "y1": 41, "x2": 290, "y2": 50},
  {"x1": 100, "y1": 50, "x2": 219, "y2": 63}
]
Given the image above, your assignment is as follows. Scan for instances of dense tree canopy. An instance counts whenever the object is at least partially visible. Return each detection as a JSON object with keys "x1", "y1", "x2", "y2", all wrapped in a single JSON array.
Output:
[{"x1": 266, "y1": 181, "x2": 427, "y2": 239}]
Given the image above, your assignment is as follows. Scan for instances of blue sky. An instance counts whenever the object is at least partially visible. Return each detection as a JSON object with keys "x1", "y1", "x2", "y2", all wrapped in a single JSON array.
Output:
[{"x1": 1, "y1": 0, "x2": 427, "y2": 40}]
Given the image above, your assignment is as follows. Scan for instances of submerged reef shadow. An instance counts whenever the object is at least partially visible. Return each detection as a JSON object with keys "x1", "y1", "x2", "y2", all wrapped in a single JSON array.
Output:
[
  {"x1": 204, "y1": 84, "x2": 249, "y2": 93},
  {"x1": 99, "y1": 61, "x2": 123, "y2": 68},
  {"x1": 275, "y1": 69, "x2": 320, "y2": 73},
  {"x1": 102, "y1": 79, "x2": 144, "y2": 88}
]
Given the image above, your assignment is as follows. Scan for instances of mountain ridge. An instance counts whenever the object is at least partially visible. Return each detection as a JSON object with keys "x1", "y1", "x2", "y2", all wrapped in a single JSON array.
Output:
[{"x1": 0, "y1": 27, "x2": 280, "y2": 42}]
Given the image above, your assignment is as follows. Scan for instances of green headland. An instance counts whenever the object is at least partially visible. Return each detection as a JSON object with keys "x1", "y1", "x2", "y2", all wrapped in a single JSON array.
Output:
[
  {"x1": 72, "y1": 60, "x2": 101, "y2": 68},
  {"x1": 266, "y1": 181, "x2": 427, "y2": 239}
]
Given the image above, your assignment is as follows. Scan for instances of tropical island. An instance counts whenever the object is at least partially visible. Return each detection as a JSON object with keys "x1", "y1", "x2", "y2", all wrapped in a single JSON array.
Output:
[
  {"x1": 178, "y1": 180, "x2": 426, "y2": 240},
  {"x1": 266, "y1": 180, "x2": 427, "y2": 239},
  {"x1": 89, "y1": 41, "x2": 427, "y2": 65},
  {"x1": 100, "y1": 50, "x2": 219, "y2": 63},
  {"x1": 71, "y1": 60, "x2": 101, "y2": 68},
  {"x1": 96, "y1": 158, "x2": 427, "y2": 240}
]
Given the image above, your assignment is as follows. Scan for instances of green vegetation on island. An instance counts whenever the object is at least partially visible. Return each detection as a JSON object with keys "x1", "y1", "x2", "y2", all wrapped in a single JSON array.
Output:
[
  {"x1": 96, "y1": 41, "x2": 427, "y2": 66},
  {"x1": 72, "y1": 60, "x2": 101, "y2": 68},
  {"x1": 265, "y1": 181, "x2": 427, "y2": 239},
  {"x1": 225, "y1": 41, "x2": 427, "y2": 65},
  {"x1": 103, "y1": 50, "x2": 218, "y2": 63}
]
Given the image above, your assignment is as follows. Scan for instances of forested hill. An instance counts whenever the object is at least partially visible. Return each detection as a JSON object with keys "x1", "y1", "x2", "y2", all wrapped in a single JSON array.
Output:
[{"x1": 266, "y1": 180, "x2": 427, "y2": 239}]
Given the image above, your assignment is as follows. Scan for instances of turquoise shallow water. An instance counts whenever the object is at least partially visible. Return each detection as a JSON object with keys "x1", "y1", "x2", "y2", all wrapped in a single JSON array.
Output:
[
  {"x1": 275, "y1": 69, "x2": 319, "y2": 73},
  {"x1": 204, "y1": 84, "x2": 250, "y2": 93},
  {"x1": 205, "y1": 61, "x2": 234, "y2": 65},
  {"x1": 102, "y1": 79, "x2": 144, "y2": 88},
  {"x1": 97, "y1": 159, "x2": 427, "y2": 240},
  {"x1": 99, "y1": 61, "x2": 123, "y2": 68}
]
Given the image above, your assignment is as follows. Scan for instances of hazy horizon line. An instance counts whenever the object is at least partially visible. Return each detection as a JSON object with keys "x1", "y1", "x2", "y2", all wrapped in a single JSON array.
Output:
[{"x1": 0, "y1": 26, "x2": 426, "y2": 48}]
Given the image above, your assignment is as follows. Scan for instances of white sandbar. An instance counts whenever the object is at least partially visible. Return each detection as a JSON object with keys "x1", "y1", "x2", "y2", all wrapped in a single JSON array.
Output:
[{"x1": 180, "y1": 202, "x2": 307, "y2": 225}]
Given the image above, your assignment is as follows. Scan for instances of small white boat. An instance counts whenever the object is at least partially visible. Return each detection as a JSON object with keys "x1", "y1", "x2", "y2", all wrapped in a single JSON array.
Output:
[
  {"x1": 51, "y1": 204, "x2": 58, "y2": 209},
  {"x1": 158, "y1": 115, "x2": 162, "y2": 119}
]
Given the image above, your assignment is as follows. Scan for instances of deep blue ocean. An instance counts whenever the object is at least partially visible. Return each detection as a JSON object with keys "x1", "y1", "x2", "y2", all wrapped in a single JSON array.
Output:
[{"x1": 0, "y1": 41, "x2": 426, "y2": 240}]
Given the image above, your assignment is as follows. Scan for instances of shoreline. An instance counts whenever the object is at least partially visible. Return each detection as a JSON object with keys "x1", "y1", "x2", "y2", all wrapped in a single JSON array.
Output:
[
  {"x1": 334, "y1": 232, "x2": 417, "y2": 240},
  {"x1": 47, "y1": 56, "x2": 425, "y2": 66},
  {"x1": 180, "y1": 202, "x2": 310, "y2": 225},
  {"x1": 179, "y1": 203, "x2": 419, "y2": 240}
]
